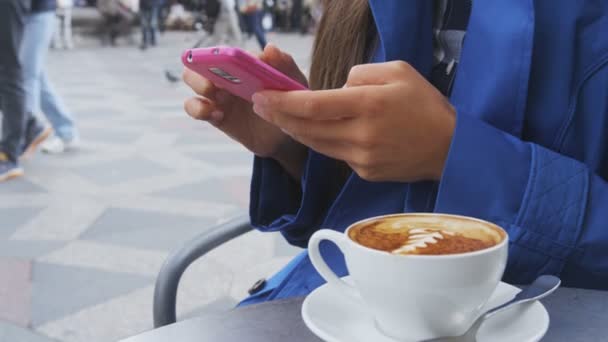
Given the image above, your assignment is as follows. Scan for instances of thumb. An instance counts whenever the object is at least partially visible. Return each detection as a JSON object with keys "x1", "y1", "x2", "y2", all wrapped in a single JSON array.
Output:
[
  {"x1": 258, "y1": 43, "x2": 282, "y2": 66},
  {"x1": 259, "y1": 43, "x2": 308, "y2": 87}
]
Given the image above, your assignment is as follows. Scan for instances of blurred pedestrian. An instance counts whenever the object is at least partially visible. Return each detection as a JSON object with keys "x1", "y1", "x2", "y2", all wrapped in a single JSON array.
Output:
[
  {"x1": 164, "y1": 0, "x2": 191, "y2": 30},
  {"x1": 222, "y1": 0, "x2": 243, "y2": 45},
  {"x1": 97, "y1": 0, "x2": 138, "y2": 46},
  {"x1": 139, "y1": 0, "x2": 163, "y2": 50},
  {"x1": 164, "y1": 0, "x2": 243, "y2": 83},
  {"x1": 198, "y1": 0, "x2": 243, "y2": 47},
  {"x1": 0, "y1": 0, "x2": 52, "y2": 183},
  {"x1": 305, "y1": 0, "x2": 322, "y2": 28},
  {"x1": 298, "y1": 0, "x2": 320, "y2": 34},
  {"x1": 290, "y1": 0, "x2": 302, "y2": 32},
  {"x1": 237, "y1": 0, "x2": 266, "y2": 50},
  {"x1": 22, "y1": 0, "x2": 80, "y2": 154},
  {"x1": 273, "y1": 0, "x2": 290, "y2": 32},
  {"x1": 52, "y1": 0, "x2": 74, "y2": 49}
]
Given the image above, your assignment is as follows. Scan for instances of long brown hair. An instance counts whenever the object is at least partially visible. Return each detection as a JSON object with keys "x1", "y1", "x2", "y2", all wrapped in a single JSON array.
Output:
[
  {"x1": 309, "y1": 0, "x2": 376, "y2": 91},
  {"x1": 308, "y1": 0, "x2": 376, "y2": 181}
]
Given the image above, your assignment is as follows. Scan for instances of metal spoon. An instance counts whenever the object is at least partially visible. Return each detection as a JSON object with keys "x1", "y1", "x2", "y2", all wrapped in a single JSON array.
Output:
[{"x1": 424, "y1": 275, "x2": 561, "y2": 342}]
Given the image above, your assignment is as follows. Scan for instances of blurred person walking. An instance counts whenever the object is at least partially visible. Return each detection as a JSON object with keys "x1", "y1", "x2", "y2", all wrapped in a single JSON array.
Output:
[
  {"x1": 273, "y1": 0, "x2": 290, "y2": 31},
  {"x1": 296, "y1": 0, "x2": 320, "y2": 34},
  {"x1": 164, "y1": 0, "x2": 243, "y2": 83},
  {"x1": 97, "y1": 0, "x2": 138, "y2": 46},
  {"x1": 21, "y1": 0, "x2": 80, "y2": 154},
  {"x1": 306, "y1": 0, "x2": 322, "y2": 29},
  {"x1": 222, "y1": 0, "x2": 244, "y2": 46},
  {"x1": 139, "y1": 0, "x2": 163, "y2": 50},
  {"x1": 163, "y1": 0, "x2": 191, "y2": 30},
  {"x1": 201, "y1": 0, "x2": 243, "y2": 46},
  {"x1": 52, "y1": 0, "x2": 74, "y2": 49},
  {"x1": 290, "y1": 0, "x2": 302, "y2": 32},
  {"x1": 238, "y1": 0, "x2": 266, "y2": 50},
  {"x1": 0, "y1": 0, "x2": 51, "y2": 182}
]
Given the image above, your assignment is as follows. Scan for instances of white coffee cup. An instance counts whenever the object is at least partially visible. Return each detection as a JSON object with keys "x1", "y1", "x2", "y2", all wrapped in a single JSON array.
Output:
[{"x1": 308, "y1": 213, "x2": 508, "y2": 341}]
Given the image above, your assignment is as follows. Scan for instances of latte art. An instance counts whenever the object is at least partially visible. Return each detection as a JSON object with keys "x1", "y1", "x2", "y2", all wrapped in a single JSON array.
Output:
[
  {"x1": 391, "y1": 228, "x2": 455, "y2": 254},
  {"x1": 348, "y1": 215, "x2": 504, "y2": 255}
]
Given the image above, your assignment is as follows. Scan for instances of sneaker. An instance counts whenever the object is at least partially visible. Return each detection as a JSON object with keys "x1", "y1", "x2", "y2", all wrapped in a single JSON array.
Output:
[
  {"x1": 0, "y1": 152, "x2": 24, "y2": 182},
  {"x1": 21, "y1": 120, "x2": 52, "y2": 159},
  {"x1": 40, "y1": 136, "x2": 65, "y2": 154},
  {"x1": 41, "y1": 134, "x2": 80, "y2": 154},
  {"x1": 64, "y1": 135, "x2": 81, "y2": 150}
]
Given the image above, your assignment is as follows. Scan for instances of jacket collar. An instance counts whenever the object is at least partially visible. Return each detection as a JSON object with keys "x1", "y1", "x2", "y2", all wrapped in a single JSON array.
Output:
[
  {"x1": 369, "y1": 0, "x2": 536, "y2": 138},
  {"x1": 450, "y1": 0, "x2": 535, "y2": 138},
  {"x1": 368, "y1": 0, "x2": 434, "y2": 75}
]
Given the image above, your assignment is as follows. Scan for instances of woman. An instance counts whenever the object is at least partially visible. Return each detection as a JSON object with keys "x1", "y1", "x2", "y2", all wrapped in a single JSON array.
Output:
[
  {"x1": 20, "y1": 0, "x2": 79, "y2": 153},
  {"x1": 183, "y1": 0, "x2": 608, "y2": 304},
  {"x1": 21, "y1": 0, "x2": 80, "y2": 154}
]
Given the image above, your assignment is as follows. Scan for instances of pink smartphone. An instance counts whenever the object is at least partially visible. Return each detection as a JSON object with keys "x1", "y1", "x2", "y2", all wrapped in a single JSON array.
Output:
[{"x1": 182, "y1": 46, "x2": 307, "y2": 102}]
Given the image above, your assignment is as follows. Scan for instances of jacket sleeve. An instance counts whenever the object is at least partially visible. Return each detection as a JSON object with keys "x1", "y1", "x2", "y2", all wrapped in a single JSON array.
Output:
[
  {"x1": 249, "y1": 157, "x2": 303, "y2": 232},
  {"x1": 249, "y1": 153, "x2": 344, "y2": 248},
  {"x1": 435, "y1": 113, "x2": 608, "y2": 288}
]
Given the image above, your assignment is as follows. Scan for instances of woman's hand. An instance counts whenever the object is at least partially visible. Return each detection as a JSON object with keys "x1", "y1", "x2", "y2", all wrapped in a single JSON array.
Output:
[
  {"x1": 251, "y1": 61, "x2": 456, "y2": 182},
  {"x1": 183, "y1": 44, "x2": 308, "y2": 179}
]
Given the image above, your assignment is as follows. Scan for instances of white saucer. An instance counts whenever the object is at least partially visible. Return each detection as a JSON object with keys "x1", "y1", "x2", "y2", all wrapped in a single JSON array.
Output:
[{"x1": 302, "y1": 277, "x2": 549, "y2": 342}]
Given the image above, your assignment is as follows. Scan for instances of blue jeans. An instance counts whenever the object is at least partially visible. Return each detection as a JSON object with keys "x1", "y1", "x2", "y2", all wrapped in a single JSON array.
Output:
[
  {"x1": 21, "y1": 11, "x2": 77, "y2": 141},
  {"x1": 0, "y1": 0, "x2": 31, "y2": 161},
  {"x1": 243, "y1": 10, "x2": 267, "y2": 50},
  {"x1": 140, "y1": 6, "x2": 159, "y2": 47}
]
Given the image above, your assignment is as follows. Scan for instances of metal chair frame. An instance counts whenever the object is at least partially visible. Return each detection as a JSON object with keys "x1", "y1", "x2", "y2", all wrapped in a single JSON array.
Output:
[{"x1": 152, "y1": 213, "x2": 253, "y2": 328}]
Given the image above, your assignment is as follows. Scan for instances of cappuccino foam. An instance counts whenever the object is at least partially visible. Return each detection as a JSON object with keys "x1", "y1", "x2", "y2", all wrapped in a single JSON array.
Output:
[{"x1": 348, "y1": 215, "x2": 504, "y2": 255}]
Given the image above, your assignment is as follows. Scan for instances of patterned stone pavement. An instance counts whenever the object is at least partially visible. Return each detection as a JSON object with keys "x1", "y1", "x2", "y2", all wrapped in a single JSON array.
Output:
[{"x1": 0, "y1": 30, "x2": 313, "y2": 342}]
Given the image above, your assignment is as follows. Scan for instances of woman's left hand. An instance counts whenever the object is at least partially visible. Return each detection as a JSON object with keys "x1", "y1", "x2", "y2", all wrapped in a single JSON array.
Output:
[{"x1": 251, "y1": 61, "x2": 456, "y2": 182}]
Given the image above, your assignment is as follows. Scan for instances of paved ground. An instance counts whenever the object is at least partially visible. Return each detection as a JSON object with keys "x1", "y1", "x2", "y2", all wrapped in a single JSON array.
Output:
[{"x1": 0, "y1": 29, "x2": 313, "y2": 342}]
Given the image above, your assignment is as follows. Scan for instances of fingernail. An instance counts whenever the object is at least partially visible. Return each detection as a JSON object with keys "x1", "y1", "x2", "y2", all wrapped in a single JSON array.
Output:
[
  {"x1": 252, "y1": 93, "x2": 269, "y2": 106},
  {"x1": 187, "y1": 99, "x2": 202, "y2": 114},
  {"x1": 210, "y1": 110, "x2": 224, "y2": 122},
  {"x1": 253, "y1": 104, "x2": 267, "y2": 119}
]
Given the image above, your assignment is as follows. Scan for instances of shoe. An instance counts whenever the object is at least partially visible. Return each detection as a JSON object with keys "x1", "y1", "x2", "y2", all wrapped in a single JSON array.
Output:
[
  {"x1": 64, "y1": 135, "x2": 81, "y2": 150},
  {"x1": 63, "y1": 134, "x2": 81, "y2": 151},
  {"x1": 41, "y1": 135, "x2": 80, "y2": 154},
  {"x1": 0, "y1": 152, "x2": 24, "y2": 182},
  {"x1": 21, "y1": 119, "x2": 52, "y2": 159},
  {"x1": 41, "y1": 136, "x2": 65, "y2": 154}
]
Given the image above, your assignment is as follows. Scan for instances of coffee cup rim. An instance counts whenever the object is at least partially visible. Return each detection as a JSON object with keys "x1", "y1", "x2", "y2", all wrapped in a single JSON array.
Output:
[{"x1": 344, "y1": 213, "x2": 508, "y2": 259}]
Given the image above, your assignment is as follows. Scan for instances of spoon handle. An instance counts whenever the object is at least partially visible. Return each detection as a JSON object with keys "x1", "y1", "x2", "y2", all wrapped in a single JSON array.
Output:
[
  {"x1": 421, "y1": 276, "x2": 561, "y2": 342},
  {"x1": 484, "y1": 275, "x2": 561, "y2": 320}
]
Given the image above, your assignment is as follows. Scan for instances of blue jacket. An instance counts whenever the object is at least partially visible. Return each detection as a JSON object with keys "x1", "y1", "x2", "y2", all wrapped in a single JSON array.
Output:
[{"x1": 242, "y1": 0, "x2": 608, "y2": 305}]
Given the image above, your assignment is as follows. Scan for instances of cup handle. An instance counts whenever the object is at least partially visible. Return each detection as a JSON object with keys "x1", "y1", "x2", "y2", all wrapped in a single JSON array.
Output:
[{"x1": 308, "y1": 229, "x2": 360, "y2": 300}]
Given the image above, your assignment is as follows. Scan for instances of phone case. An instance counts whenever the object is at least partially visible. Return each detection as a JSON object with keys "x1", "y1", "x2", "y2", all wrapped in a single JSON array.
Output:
[{"x1": 182, "y1": 46, "x2": 307, "y2": 102}]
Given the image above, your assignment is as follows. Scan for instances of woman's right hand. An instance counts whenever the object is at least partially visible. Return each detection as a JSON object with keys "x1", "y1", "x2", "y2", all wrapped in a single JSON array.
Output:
[{"x1": 183, "y1": 44, "x2": 308, "y2": 178}]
